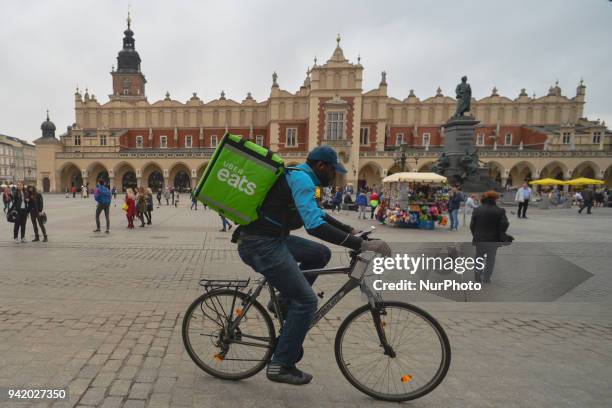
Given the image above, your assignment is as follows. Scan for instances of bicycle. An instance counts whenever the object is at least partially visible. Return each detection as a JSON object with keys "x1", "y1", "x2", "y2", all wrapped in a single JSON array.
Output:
[{"x1": 182, "y1": 230, "x2": 451, "y2": 402}]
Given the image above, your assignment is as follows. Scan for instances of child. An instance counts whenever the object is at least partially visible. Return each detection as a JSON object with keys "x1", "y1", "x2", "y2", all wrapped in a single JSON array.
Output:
[{"x1": 125, "y1": 189, "x2": 136, "y2": 229}]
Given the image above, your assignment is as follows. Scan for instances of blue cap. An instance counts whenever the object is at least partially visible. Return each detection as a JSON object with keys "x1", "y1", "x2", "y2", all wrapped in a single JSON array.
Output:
[{"x1": 307, "y1": 145, "x2": 347, "y2": 174}]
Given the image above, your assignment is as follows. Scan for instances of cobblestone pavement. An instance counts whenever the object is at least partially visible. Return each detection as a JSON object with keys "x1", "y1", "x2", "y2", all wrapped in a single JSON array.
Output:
[{"x1": 1, "y1": 195, "x2": 611, "y2": 408}]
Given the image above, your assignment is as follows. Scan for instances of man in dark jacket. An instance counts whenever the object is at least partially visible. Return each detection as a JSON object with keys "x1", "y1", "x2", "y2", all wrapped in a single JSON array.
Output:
[
  {"x1": 578, "y1": 186, "x2": 594, "y2": 215},
  {"x1": 9, "y1": 181, "x2": 28, "y2": 242},
  {"x1": 470, "y1": 191, "x2": 510, "y2": 283},
  {"x1": 27, "y1": 186, "x2": 47, "y2": 242}
]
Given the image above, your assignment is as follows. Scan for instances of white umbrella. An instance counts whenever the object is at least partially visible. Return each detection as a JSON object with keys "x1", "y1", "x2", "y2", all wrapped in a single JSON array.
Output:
[
  {"x1": 0, "y1": 184, "x2": 7, "y2": 188},
  {"x1": 383, "y1": 172, "x2": 447, "y2": 184}
]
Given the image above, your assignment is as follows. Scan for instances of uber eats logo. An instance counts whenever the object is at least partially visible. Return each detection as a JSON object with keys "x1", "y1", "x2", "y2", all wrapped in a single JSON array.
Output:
[{"x1": 217, "y1": 161, "x2": 256, "y2": 195}]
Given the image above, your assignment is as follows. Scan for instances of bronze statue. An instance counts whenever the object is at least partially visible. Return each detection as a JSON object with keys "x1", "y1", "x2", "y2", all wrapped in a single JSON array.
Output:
[
  {"x1": 431, "y1": 152, "x2": 450, "y2": 175},
  {"x1": 453, "y1": 76, "x2": 472, "y2": 118}
]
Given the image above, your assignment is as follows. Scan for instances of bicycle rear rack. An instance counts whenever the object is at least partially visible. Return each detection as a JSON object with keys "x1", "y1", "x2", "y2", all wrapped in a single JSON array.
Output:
[{"x1": 199, "y1": 278, "x2": 250, "y2": 293}]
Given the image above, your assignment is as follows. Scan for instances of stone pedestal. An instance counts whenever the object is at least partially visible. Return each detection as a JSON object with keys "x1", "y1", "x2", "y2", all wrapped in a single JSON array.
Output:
[{"x1": 436, "y1": 115, "x2": 501, "y2": 192}]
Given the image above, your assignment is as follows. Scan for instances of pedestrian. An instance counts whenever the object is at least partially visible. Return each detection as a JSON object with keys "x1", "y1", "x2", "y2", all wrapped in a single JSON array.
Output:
[
  {"x1": 175, "y1": 191, "x2": 180, "y2": 207},
  {"x1": 2, "y1": 187, "x2": 12, "y2": 213},
  {"x1": 156, "y1": 189, "x2": 162, "y2": 208},
  {"x1": 71, "y1": 185, "x2": 77, "y2": 198},
  {"x1": 333, "y1": 189, "x2": 342, "y2": 213},
  {"x1": 27, "y1": 185, "x2": 48, "y2": 242},
  {"x1": 93, "y1": 179, "x2": 111, "y2": 233},
  {"x1": 369, "y1": 192, "x2": 379, "y2": 219},
  {"x1": 448, "y1": 186, "x2": 464, "y2": 231},
  {"x1": 191, "y1": 194, "x2": 198, "y2": 210},
  {"x1": 463, "y1": 193, "x2": 478, "y2": 227},
  {"x1": 356, "y1": 190, "x2": 368, "y2": 219},
  {"x1": 514, "y1": 182, "x2": 532, "y2": 219},
  {"x1": 343, "y1": 191, "x2": 353, "y2": 215},
  {"x1": 164, "y1": 188, "x2": 170, "y2": 206},
  {"x1": 470, "y1": 191, "x2": 510, "y2": 283},
  {"x1": 219, "y1": 214, "x2": 232, "y2": 232},
  {"x1": 578, "y1": 185, "x2": 594, "y2": 215},
  {"x1": 171, "y1": 187, "x2": 175, "y2": 206},
  {"x1": 136, "y1": 186, "x2": 148, "y2": 227},
  {"x1": 573, "y1": 191, "x2": 583, "y2": 207},
  {"x1": 125, "y1": 189, "x2": 136, "y2": 229},
  {"x1": 9, "y1": 181, "x2": 28, "y2": 242},
  {"x1": 145, "y1": 188, "x2": 153, "y2": 225}
]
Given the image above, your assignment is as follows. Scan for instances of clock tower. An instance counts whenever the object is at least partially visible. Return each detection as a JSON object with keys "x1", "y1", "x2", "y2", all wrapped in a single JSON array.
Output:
[{"x1": 110, "y1": 12, "x2": 146, "y2": 100}]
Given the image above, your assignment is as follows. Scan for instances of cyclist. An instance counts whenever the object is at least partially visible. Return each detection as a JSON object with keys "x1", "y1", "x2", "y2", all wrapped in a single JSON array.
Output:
[{"x1": 235, "y1": 145, "x2": 391, "y2": 385}]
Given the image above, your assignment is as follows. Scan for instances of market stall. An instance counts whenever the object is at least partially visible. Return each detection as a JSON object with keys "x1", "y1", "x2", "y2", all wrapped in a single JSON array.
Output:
[{"x1": 381, "y1": 172, "x2": 449, "y2": 229}]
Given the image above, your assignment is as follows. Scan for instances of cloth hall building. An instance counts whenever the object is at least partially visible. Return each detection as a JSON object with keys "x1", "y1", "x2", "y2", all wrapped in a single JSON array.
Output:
[{"x1": 35, "y1": 18, "x2": 612, "y2": 193}]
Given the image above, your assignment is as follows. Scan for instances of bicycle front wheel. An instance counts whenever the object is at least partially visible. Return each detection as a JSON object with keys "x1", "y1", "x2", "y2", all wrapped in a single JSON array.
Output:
[
  {"x1": 335, "y1": 302, "x2": 451, "y2": 402},
  {"x1": 182, "y1": 289, "x2": 276, "y2": 380}
]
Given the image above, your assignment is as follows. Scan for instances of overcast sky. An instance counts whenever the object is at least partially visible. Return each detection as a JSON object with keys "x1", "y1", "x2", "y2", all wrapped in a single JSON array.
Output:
[{"x1": 1, "y1": 0, "x2": 611, "y2": 142}]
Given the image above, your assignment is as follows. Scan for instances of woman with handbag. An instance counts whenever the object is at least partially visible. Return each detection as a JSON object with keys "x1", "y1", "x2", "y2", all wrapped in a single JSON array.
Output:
[
  {"x1": 470, "y1": 190, "x2": 511, "y2": 283},
  {"x1": 27, "y1": 186, "x2": 47, "y2": 242},
  {"x1": 9, "y1": 181, "x2": 29, "y2": 243},
  {"x1": 136, "y1": 187, "x2": 148, "y2": 227}
]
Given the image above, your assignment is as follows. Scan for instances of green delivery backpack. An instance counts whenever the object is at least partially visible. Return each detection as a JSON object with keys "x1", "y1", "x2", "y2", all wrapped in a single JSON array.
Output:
[{"x1": 194, "y1": 133, "x2": 284, "y2": 225}]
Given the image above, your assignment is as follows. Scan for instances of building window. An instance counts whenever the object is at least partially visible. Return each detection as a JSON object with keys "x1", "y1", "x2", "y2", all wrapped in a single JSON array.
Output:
[
  {"x1": 592, "y1": 132, "x2": 601, "y2": 144},
  {"x1": 74, "y1": 135, "x2": 81, "y2": 146},
  {"x1": 286, "y1": 128, "x2": 298, "y2": 147},
  {"x1": 100, "y1": 135, "x2": 107, "y2": 146},
  {"x1": 360, "y1": 127, "x2": 370, "y2": 145},
  {"x1": 123, "y1": 89, "x2": 129, "y2": 95},
  {"x1": 160, "y1": 136, "x2": 167, "y2": 148},
  {"x1": 136, "y1": 136, "x2": 143, "y2": 148},
  {"x1": 476, "y1": 133, "x2": 485, "y2": 146},
  {"x1": 396, "y1": 133, "x2": 405, "y2": 146},
  {"x1": 211, "y1": 135, "x2": 218, "y2": 148},
  {"x1": 562, "y1": 132, "x2": 571, "y2": 144},
  {"x1": 185, "y1": 135, "x2": 192, "y2": 148},
  {"x1": 422, "y1": 133, "x2": 431, "y2": 146},
  {"x1": 326, "y1": 112, "x2": 345, "y2": 140},
  {"x1": 255, "y1": 135, "x2": 264, "y2": 146},
  {"x1": 504, "y1": 133, "x2": 513, "y2": 145}
]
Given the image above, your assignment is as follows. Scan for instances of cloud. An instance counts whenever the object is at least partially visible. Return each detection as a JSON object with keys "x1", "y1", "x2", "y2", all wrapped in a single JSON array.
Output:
[{"x1": 0, "y1": 0, "x2": 610, "y2": 141}]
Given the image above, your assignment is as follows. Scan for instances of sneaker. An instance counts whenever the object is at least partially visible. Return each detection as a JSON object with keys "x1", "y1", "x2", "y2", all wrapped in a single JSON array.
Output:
[
  {"x1": 32, "y1": 237, "x2": 40, "y2": 242},
  {"x1": 14, "y1": 238, "x2": 19, "y2": 243},
  {"x1": 43, "y1": 236, "x2": 48, "y2": 242},
  {"x1": 20, "y1": 238, "x2": 26, "y2": 243},
  {"x1": 266, "y1": 363, "x2": 312, "y2": 385},
  {"x1": 219, "y1": 229, "x2": 226, "y2": 232},
  {"x1": 105, "y1": 230, "x2": 109, "y2": 234},
  {"x1": 93, "y1": 229, "x2": 101, "y2": 232}
]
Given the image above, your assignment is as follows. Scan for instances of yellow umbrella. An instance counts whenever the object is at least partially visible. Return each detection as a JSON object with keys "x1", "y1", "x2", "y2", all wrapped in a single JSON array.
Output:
[
  {"x1": 565, "y1": 177, "x2": 604, "y2": 186},
  {"x1": 529, "y1": 178, "x2": 566, "y2": 185}
]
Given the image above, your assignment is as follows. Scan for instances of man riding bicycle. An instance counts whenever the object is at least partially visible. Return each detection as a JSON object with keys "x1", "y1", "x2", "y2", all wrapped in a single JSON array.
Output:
[{"x1": 235, "y1": 145, "x2": 391, "y2": 385}]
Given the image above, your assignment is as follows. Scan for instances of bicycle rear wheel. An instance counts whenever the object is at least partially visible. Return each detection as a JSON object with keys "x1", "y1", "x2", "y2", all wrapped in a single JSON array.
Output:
[
  {"x1": 335, "y1": 302, "x2": 451, "y2": 402},
  {"x1": 182, "y1": 289, "x2": 276, "y2": 380}
]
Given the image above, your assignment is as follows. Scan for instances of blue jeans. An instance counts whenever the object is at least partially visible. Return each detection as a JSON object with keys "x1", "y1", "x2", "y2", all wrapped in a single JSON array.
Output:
[
  {"x1": 449, "y1": 208, "x2": 459, "y2": 230},
  {"x1": 237, "y1": 233, "x2": 331, "y2": 367}
]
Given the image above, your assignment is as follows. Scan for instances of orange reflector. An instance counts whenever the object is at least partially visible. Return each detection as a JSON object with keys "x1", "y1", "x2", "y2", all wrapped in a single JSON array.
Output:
[
  {"x1": 214, "y1": 353, "x2": 224, "y2": 362},
  {"x1": 401, "y1": 375, "x2": 412, "y2": 383},
  {"x1": 236, "y1": 308, "x2": 243, "y2": 317}
]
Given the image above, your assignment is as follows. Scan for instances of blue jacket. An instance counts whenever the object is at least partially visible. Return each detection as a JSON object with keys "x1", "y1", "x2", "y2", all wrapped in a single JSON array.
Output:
[
  {"x1": 94, "y1": 184, "x2": 111, "y2": 205},
  {"x1": 356, "y1": 193, "x2": 368, "y2": 206}
]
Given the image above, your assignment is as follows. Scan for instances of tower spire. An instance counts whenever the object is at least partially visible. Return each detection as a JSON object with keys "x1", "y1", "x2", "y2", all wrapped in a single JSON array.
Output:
[{"x1": 127, "y1": 4, "x2": 131, "y2": 29}]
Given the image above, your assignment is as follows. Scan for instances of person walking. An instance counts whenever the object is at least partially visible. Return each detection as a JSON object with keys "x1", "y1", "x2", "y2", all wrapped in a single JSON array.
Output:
[
  {"x1": 515, "y1": 182, "x2": 532, "y2": 219},
  {"x1": 356, "y1": 190, "x2": 368, "y2": 219},
  {"x1": 448, "y1": 187, "x2": 464, "y2": 231},
  {"x1": 171, "y1": 187, "x2": 175, "y2": 206},
  {"x1": 156, "y1": 189, "x2": 162, "y2": 208},
  {"x1": 332, "y1": 189, "x2": 342, "y2": 213},
  {"x1": 463, "y1": 193, "x2": 478, "y2": 227},
  {"x1": 164, "y1": 188, "x2": 170, "y2": 206},
  {"x1": 125, "y1": 189, "x2": 136, "y2": 229},
  {"x1": 93, "y1": 179, "x2": 111, "y2": 233},
  {"x1": 190, "y1": 194, "x2": 198, "y2": 210},
  {"x1": 369, "y1": 192, "x2": 379, "y2": 220},
  {"x1": 136, "y1": 187, "x2": 148, "y2": 227},
  {"x1": 470, "y1": 191, "x2": 510, "y2": 283},
  {"x1": 219, "y1": 215, "x2": 232, "y2": 232},
  {"x1": 2, "y1": 187, "x2": 12, "y2": 213},
  {"x1": 145, "y1": 188, "x2": 153, "y2": 225},
  {"x1": 578, "y1": 185, "x2": 594, "y2": 215},
  {"x1": 27, "y1": 186, "x2": 47, "y2": 242},
  {"x1": 71, "y1": 185, "x2": 77, "y2": 198},
  {"x1": 10, "y1": 181, "x2": 28, "y2": 243}
]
